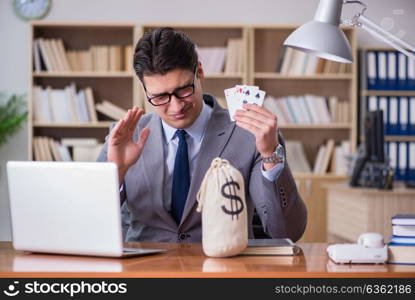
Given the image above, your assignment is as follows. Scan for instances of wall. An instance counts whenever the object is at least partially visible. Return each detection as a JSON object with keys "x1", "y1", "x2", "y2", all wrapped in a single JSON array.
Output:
[{"x1": 0, "y1": 0, "x2": 414, "y2": 240}]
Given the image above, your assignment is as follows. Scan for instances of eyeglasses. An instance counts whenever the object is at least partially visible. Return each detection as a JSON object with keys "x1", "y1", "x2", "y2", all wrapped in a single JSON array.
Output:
[{"x1": 144, "y1": 66, "x2": 197, "y2": 106}]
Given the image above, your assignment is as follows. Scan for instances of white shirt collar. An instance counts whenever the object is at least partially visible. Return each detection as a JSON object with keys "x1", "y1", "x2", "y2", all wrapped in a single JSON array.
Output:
[{"x1": 161, "y1": 102, "x2": 212, "y2": 144}]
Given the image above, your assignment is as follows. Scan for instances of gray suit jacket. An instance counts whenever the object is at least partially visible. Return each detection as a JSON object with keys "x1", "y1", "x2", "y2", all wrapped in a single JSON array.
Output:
[{"x1": 97, "y1": 94, "x2": 307, "y2": 243}]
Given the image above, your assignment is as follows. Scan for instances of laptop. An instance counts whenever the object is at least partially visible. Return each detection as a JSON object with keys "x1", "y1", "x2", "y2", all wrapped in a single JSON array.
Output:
[{"x1": 7, "y1": 161, "x2": 166, "y2": 258}]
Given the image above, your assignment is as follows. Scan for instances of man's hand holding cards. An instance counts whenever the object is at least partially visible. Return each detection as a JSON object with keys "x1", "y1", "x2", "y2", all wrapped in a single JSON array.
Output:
[
  {"x1": 225, "y1": 85, "x2": 266, "y2": 121},
  {"x1": 224, "y1": 85, "x2": 279, "y2": 170}
]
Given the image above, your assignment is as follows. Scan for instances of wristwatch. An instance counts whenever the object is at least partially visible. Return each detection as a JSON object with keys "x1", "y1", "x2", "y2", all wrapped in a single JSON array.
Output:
[{"x1": 262, "y1": 144, "x2": 285, "y2": 164}]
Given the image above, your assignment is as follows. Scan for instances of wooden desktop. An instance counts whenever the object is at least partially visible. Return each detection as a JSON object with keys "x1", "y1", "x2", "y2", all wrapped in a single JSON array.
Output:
[{"x1": 0, "y1": 242, "x2": 414, "y2": 278}]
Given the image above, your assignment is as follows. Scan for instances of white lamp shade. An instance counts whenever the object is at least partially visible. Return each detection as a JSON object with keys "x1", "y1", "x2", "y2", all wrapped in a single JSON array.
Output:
[{"x1": 284, "y1": 20, "x2": 353, "y2": 63}]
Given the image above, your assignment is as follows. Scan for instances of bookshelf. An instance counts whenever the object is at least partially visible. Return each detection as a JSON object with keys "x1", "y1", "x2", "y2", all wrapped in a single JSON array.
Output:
[
  {"x1": 29, "y1": 21, "x2": 140, "y2": 160},
  {"x1": 27, "y1": 22, "x2": 358, "y2": 242},
  {"x1": 247, "y1": 25, "x2": 357, "y2": 242},
  {"x1": 359, "y1": 47, "x2": 415, "y2": 182},
  {"x1": 249, "y1": 25, "x2": 357, "y2": 171}
]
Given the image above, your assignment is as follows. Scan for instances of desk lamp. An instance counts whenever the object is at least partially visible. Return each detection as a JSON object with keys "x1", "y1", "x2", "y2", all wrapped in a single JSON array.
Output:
[{"x1": 283, "y1": 0, "x2": 415, "y2": 62}]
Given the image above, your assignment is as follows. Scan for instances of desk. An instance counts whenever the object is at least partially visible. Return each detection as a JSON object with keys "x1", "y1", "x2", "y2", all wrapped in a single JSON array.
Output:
[
  {"x1": 326, "y1": 182, "x2": 415, "y2": 243},
  {"x1": 0, "y1": 242, "x2": 414, "y2": 278}
]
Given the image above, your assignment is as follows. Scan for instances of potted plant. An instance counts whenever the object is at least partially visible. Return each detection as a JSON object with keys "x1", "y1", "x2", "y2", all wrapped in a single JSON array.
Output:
[{"x1": 0, "y1": 93, "x2": 28, "y2": 147}]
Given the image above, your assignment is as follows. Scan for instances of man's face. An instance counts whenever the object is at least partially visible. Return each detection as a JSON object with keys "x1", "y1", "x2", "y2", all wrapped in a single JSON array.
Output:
[{"x1": 143, "y1": 64, "x2": 204, "y2": 129}]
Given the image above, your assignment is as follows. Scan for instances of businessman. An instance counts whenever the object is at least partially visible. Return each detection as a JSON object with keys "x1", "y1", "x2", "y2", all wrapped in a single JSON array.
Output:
[{"x1": 97, "y1": 27, "x2": 307, "y2": 243}]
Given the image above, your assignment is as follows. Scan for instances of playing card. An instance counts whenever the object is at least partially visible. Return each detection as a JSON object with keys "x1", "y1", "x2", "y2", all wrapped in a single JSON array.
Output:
[
  {"x1": 224, "y1": 85, "x2": 266, "y2": 121},
  {"x1": 250, "y1": 89, "x2": 266, "y2": 106},
  {"x1": 224, "y1": 87, "x2": 240, "y2": 121}
]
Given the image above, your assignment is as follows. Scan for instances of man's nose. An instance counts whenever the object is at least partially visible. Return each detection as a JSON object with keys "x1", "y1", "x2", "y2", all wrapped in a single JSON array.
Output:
[{"x1": 169, "y1": 95, "x2": 185, "y2": 111}]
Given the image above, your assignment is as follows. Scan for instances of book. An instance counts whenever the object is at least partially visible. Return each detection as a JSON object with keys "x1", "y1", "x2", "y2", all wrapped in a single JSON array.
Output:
[
  {"x1": 224, "y1": 38, "x2": 244, "y2": 74},
  {"x1": 48, "y1": 137, "x2": 62, "y2": 161},
  {"x1": 50, "y1": 39, "x2": 65, "y2": 71},
  {"x1": 389, "y1": 236, "x2": 415, "y2": 245},
  {"x1": 319, "y1": 139, "x2": 335, "y2": 174},
  {"x1": 45, "y1": 39, "x2": 60, "y2": 72},
  {"x1": 196, "y1": 47, "x2": 226, "y2": 73},
  {"x1": 49, "y1": 88, "x2": 73, "y2": 123},
  {"x1": 124, "y1": 45, "x2": 133, "y2": 72},
  {"x1": 392, "y1": 214, "x2": 415, "y2": 226},
  {"x1": 280, "y1": 47, "x2": 294, "y2": 75},
  {"x1": 388, "y1": 244, "x2": 415, "y2": 265},
  {"x1": 73, "y1": 143, "x2": 103, "y2": 162},
  {"x1": 285, "y1": 141, "x2": 311, "y2": 173},
  {"x1": 75, "y1": 89, "x2": 90, "y2": 122},
  {"x1": 33, "y1": 39, "x2": 42, "y2": 72},
  {"x1": 37, "y1": 38, "x2": 54, "y2": 71},
  {"x1": 65, "y1": 85, "x2": 80, "y2": 122},
  {"x1": 84, "y1": 87, "x2": 98, "y2": 122},
  {"x1": 56, "y1": 142, "x2": 72, "y2": 161},
  {"x1": 239, "y1": 238, "x2": 300, "y2": 256},
  {"x1": 40, "y1": 136, "x2": 53, "y2": 161},
  {"x1": 95, "y1": 101, "x2": 127, "y2": 120},
  {"x1": 392, "y1": 225, "x2": 415, "y2": 237},
  {"x1": 333, "y1": 141, "x2": 351, "y2": 175},
  {"x1": 109, "y1": 45, "x2": 122, "y2": 72},
  {"x1": 313, "y1": 145, "x2": 326, "y2": 174},
  {"x1": 57, "y1": 39, "x2": 71, "y2": 71},
  {"x1": 32, "y1": 137, "x2": 43, "y2": 161},
  {"x1": 61, "y1": 138, "x2": 98, "y2": 147}
]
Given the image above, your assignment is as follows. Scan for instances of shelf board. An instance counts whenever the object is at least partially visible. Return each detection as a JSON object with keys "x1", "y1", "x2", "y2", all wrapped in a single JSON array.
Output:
[
  {"x1": 33, "y1": 71, "x2": 135, "y2": 78},
  {"x1": 293, "y1": 173, "x2": 348, "y2": 180},
  {"x1": 254, "y1": 73, "x2": 353, "y2": 80},
  {"x1": 361, "y1": 90, "x2": 415, "y2": 97},
  {"x1": 34, "y1": 122, "x2": 114, "y2": 128},
  {"x1": 33, "y1": 72, "x2": 244, "y2": 79},
  {"x1": 385, "y1": 136, "x2": 415, "y2": 142},
  {"x1": 204, "y1": 73, "x2": 244, "y2": 79},
  {"x1": 280, "y1": 123, "x2": 352, "y2": 129},
  {"x1": 30, "y1": 21, "x2": 137, "y2": 28}
]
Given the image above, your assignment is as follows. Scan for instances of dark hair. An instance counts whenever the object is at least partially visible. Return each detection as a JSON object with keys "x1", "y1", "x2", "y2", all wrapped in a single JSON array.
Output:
[{"x1": 133, "y1": 27, "x2": 198, "y2": 82}]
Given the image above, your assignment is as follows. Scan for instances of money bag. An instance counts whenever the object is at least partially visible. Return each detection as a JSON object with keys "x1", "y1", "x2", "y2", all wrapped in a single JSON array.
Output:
[{"x1": 196, "y1": 157, "x2": 248, "y2": 257}]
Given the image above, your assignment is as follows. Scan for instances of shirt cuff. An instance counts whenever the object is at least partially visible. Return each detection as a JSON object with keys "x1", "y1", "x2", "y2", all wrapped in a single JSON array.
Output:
[{"x1": 261, "y1": 160, "x2": 285, "y2": 182}]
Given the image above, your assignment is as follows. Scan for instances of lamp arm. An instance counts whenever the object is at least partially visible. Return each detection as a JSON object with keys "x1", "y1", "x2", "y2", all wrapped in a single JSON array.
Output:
[
  {"x1": 359, "y1": 20, "x2": 415, "y2": 60},
  {"x1": 359, "y1": 15, "x2": 415, "y2": 53},
  {"x1": 342, "y1": 0, "x2": 415, "y2": 60}
]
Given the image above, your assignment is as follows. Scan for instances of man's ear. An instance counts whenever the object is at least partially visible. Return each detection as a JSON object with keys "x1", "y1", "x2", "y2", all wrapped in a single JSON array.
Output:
[{"x1": 197, "y1": 61, "x2": 204, "y2": 79}]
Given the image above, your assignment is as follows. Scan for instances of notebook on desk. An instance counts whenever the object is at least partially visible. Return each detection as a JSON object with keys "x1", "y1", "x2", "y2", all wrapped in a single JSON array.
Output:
[
  {"x1": 239, "y1": 238, "x2": 301, "y2": 256},
  {"x1": 7, "y1": 161, "x2": 166, "y2": 258}
]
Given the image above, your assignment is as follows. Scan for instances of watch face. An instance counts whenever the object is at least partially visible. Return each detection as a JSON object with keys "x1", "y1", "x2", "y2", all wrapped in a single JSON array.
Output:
[
  {"x1": 276, "y1": 144, "x2": 285, "y2": 161},
  {"x1": 13, "y1": 0, "x2": 51, "y2": 21}
]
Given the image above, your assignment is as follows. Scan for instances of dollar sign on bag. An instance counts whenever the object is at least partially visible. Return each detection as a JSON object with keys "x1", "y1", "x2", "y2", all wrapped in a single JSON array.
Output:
[{"x1": 221, "y1": 177, "x2": 244, "y2": 220}]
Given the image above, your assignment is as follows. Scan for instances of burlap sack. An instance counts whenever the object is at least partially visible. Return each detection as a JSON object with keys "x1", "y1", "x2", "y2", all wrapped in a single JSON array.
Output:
[{"x1": 196, "y1": 158, "x2": 248, "y2": 257}]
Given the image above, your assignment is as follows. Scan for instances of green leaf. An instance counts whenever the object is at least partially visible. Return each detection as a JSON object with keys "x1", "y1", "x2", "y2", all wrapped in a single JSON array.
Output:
[{"x1": 0, "y1": 93, "x2": 28, "y2": 146}]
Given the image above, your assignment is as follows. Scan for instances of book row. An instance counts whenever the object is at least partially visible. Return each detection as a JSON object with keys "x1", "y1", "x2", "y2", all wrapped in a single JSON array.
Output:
[
  {"x1": 387, "y1": 141, "x2": 415, "y2": 182},
  {"x1": 364, "y1": 50, "x2": 415, "y2": 90},
  {"x1": 367, "y1": 96, "x2": 415, "y2": 136},
  {"x1": 276, "y1": 48, "x2": 351, "y2": 75},
  {"x1": 286, "y1": 140, "x2": 350, "y2": 175},
  {"x1": 264, "y1": 95, "x2": 350, "y2": 125},
  {"x1": 32, "y1": 84, "x2": 128, "y2": 124},
  {"x1": 196, "y1": 38, "x2": 245, "y2": 74},
  {"x1": 33, "y1": 137, "x2": 103, "y2": 162},
  {"x1": 33, "y1": 38, "x2": 133, "y2": 72}
]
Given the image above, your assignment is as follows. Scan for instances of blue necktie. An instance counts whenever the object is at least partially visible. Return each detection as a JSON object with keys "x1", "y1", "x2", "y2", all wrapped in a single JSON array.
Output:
[{"x1": 171, "y1": 130, "x2": 190, "y2": 224}]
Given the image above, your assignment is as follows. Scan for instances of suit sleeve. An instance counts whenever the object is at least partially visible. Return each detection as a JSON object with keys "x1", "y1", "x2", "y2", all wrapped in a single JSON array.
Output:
[{"x1": 248, "y1": 133, "x2": 307, "y2": 242}]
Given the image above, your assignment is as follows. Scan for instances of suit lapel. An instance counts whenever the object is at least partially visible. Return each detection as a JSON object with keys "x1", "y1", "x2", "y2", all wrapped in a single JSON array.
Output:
[
  {"x1": 140, "y1": 115, "x2": 177, "y2": 229},
  {"x1": 180, "y1": 97, "x2": 235, "y2": 226}
]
